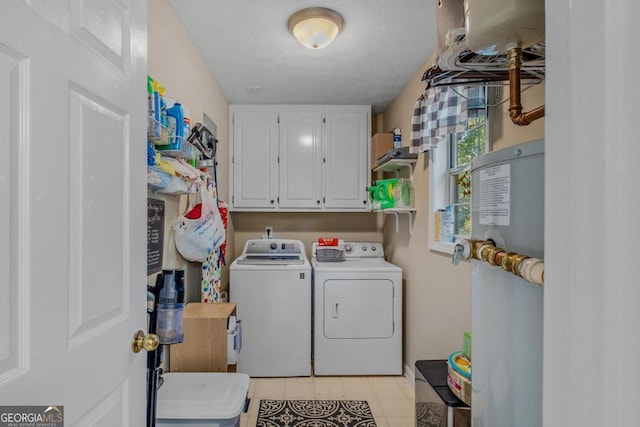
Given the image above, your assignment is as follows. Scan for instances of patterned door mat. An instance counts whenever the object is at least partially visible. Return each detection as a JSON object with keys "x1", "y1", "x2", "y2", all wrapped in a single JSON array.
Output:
[{"x1": 257, "y1": 399, "x2": 377, "y2": 426}]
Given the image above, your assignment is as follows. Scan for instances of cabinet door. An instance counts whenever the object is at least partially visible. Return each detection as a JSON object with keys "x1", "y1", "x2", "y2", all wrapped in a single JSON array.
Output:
[
  {"x1": 232, "y1": 111, "x2": 279, "y2": 208},
  {"x1": 323, "y1": 112, "x2": 370, "y2": 209},
  {"x1": 279, "y1": 112, "x2": 323, "y2": 208}
]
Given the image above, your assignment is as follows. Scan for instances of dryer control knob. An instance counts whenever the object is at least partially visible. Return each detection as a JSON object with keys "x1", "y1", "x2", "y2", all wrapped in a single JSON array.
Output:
[
  {"x1": 362, "y1": 246, "x2": 368, "y2": 251},
  {"x1": 344, "y1": 244, "x2": 353, "y2": 253},
  {"x1": 270, "y1": 242, "x2": 277, "y2": 250},
  {"x1": 371, "y1": 245, "x2": 377, "y2": 251}
]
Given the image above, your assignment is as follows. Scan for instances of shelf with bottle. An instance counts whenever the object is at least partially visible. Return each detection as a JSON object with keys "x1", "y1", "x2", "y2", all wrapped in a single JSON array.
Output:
[
  {"x1": 367, "y1": 176, "x2": 416, "y2": 234},
  {"x1": 371, "y1": 157, "x2": 418, "y2": 234},
  {"x1": 148, "y1": 114, "x2": 196, "y2": 160},
  {"x1": 373, "y1": 158, "x2": 417, "y2": 180},
  {"x1": 147, "y1": 76, "x2": 196, "y2": 161}
]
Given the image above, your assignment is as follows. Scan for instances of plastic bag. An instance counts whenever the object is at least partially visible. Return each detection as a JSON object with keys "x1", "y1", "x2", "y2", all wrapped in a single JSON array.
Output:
[{"x1": 173, "y1": 181, "x2": 225, "y2": 262}]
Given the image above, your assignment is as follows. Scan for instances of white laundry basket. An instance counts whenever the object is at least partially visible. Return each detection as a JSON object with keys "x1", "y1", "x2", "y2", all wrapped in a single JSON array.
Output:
[{"x1": 156, "y1": 372, "x2": 249, "y2": 426}]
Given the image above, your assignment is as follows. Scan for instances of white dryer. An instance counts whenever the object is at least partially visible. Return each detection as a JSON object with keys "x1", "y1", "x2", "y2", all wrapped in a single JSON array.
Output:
[
  {"x1": 312, "y1": 241, "x2": 402, "y2": 376},
  {"x1": 230, "y1": 239, "x2": 311, "y2": 377}
]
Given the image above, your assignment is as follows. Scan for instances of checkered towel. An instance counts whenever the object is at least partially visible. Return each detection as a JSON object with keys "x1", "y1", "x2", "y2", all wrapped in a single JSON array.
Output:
[{"x1": 410, "y1": 85, "x2": 469, "y2": 153}]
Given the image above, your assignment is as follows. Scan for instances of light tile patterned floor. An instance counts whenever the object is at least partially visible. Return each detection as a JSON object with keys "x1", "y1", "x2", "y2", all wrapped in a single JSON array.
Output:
[{"x1": 240, "y1": 376, "x2": 415, "y2": 427}]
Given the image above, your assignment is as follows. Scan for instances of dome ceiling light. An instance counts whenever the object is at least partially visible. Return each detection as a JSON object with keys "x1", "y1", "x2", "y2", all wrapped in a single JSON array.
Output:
[{"x1": 287, "y1": 7, "x2": 344, "y2": 49}]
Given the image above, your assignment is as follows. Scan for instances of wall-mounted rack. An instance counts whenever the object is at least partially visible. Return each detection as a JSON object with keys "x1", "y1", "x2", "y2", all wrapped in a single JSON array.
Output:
[
  {"x1": 423, "y1": 41, "x2": 545, "y2": 88},
  {"x1": 372, "y1": 158, "x2": 417, "y2": 234}
]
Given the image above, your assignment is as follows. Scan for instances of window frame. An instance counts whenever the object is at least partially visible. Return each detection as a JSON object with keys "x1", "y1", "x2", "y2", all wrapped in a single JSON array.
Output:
[{"x1": 428, "y1": 90, "x2": 491, "y2": 254}]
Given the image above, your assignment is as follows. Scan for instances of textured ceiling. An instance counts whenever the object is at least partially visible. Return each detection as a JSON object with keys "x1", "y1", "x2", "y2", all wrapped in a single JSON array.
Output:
[{"x1": 169, "y1": 0, "x2": 437, "y2": 114}]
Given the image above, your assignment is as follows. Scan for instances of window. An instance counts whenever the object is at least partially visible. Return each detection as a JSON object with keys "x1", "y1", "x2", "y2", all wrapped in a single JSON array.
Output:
[{"x1": 429, "y1": 86, "x2": 489, "y2": 253}]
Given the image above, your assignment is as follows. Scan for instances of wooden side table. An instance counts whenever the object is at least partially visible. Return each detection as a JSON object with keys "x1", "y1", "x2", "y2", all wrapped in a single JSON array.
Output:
[{"x1": 169, "y1": 302, "x2": 236, "y2": 372}]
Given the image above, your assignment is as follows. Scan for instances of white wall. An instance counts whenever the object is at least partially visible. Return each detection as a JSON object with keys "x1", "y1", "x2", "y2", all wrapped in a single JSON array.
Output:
[
  {"x1": 147, "y1": 0, "x2": 231, "y2": 300},
  {"x1": 544, "y1": 1, "x2": 640, "y2": 425}
]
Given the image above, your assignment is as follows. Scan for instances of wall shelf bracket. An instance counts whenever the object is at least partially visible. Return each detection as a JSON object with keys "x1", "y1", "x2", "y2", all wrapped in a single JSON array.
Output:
[
  {"x1": 373, "y1": 159, "x2": 417, "y2": 181},
  {"x1": 382, "y1": 208, "x2": 416, "y2": 235}
]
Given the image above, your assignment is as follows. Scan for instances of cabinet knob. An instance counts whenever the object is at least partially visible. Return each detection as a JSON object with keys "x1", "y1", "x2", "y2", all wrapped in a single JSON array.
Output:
[
  {"x1": 317, "y1": 200, "x2": 320, "y2": 204},
  {"x1": 270, "y1": 200, "x2": 274, "y2": 204}
]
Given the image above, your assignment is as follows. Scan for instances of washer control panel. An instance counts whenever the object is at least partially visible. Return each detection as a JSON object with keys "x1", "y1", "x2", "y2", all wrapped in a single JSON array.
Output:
[
  {"x1": 343, "y1": 242, "x2": 384, "y2": 258},
  {"x1": 244, "y1": 239, "x2": 303, "y2": 255}
]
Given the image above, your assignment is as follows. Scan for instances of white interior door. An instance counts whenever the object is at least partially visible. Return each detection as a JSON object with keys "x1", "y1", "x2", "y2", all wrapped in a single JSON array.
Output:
[{"x1": 0, "y1": 1, "x2": 147, "y2": 425}]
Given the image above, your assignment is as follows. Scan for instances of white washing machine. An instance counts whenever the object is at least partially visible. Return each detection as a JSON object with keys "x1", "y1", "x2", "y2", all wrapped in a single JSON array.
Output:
[
  {"x1": 312, "y1": 241, "x2": 402, "y2": 376},
  {"x1": 230, "y1": 239, "x2": 311, "y2": 377}
]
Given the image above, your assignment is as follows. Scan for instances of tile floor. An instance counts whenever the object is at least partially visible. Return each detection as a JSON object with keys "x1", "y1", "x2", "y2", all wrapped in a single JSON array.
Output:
[{"x1": 240, "y1": 375, "x2": 415, "y2": 427}]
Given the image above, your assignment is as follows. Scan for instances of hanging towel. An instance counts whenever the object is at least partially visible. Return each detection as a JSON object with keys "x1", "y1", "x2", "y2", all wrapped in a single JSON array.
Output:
[
  {"x1": 410, "y1": 93, "x2": 427, "y2": 151},
  {"x1": 410, "y1": 85, "x2": 469, "y2": 153}
]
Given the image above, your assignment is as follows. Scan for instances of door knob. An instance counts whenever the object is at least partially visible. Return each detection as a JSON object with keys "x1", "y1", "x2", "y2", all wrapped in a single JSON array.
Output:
[{"x1": 131, "y1": 330, "x2": 160, "y2": 353}]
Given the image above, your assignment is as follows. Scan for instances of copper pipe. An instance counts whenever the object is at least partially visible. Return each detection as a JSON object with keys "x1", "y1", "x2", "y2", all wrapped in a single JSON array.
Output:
[
  {"x1": 508, "y1": 47, "x2": 545, "y2": 126},
  {"x1": 459, "y1": 239, "x2": 543, "y2": 285}
]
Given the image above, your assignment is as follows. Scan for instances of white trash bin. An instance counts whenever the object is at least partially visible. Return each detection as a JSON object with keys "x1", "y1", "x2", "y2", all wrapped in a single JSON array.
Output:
[{"x1": 156, "y1": 372, "x2": 249, "y2": 427}]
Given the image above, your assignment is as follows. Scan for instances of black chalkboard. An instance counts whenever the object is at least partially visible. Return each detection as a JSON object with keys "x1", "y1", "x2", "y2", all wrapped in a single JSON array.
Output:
[{"x1": 147, "y1": 199, "x2": 165, "y2": 275}]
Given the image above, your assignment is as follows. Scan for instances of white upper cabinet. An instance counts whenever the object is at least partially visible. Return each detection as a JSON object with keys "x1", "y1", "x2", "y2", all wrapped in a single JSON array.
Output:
[
  {"x1": 279, "y1": 112, "x2": 323, "y2": 208},
  {"x1": 230, "y1": 105, "x2": 371, "y2": 211},
  {"x1": 323, "y1": 112, "x2": 369, "y2": 209},
  {"x1": 231, "y1": 111, "x2": 279, "y2": 208}
]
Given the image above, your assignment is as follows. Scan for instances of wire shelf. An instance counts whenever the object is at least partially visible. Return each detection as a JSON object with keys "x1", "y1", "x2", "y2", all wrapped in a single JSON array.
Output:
[{"x1": 423, "y1": 40, "x2": 545, "y2": 88}]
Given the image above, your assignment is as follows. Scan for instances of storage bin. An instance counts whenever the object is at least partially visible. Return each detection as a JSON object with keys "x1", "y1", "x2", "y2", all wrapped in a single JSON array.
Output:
[
  {"x1": 316, "y1": 247, "x2": 345, "y2": 262},
  {"x1": 155, "y1": 135, "x2": 195, "y2": 160},
  {"x1": 415, "y1": 360, "x2": 470, "y2": 427},
  {"x1": 156, "y1": 372, "x2": 249, "y2": 427},
  {"x1": 447, "y1": 352, "x2": 472, "y2": 406},
  {"x1": 148, "y1": 166, "x2": 172, "y2": 191},
  {"x1": 371, "y1": 132, "x2": 394, "y2": 169}
]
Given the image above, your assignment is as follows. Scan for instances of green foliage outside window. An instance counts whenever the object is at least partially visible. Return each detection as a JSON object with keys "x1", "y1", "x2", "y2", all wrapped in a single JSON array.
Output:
[{"x1": 451, "y1": 115, "x2": 487, "y2": 236}]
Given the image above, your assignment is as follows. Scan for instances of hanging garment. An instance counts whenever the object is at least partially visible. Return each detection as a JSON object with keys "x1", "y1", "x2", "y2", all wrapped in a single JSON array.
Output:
[{"x1": 200, "y1": 181, "x2": 228, "y2": 303}]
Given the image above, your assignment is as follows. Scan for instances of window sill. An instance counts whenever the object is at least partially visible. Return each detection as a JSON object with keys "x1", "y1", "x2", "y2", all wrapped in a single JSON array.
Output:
[{"x1": 429, "y1": 235, "x2": 469, "y2": 256}]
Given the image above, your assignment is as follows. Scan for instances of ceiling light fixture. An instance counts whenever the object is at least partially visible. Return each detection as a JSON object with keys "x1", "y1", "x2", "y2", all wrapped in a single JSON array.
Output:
[{"x1": 287, "y1": 7, "x2": 344, "y2": 50}]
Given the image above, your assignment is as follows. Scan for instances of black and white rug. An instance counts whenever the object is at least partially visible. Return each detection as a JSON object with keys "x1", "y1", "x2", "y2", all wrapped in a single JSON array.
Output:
[{"x1": 257, "y1": 399, "x2": 377, "y2": 427}]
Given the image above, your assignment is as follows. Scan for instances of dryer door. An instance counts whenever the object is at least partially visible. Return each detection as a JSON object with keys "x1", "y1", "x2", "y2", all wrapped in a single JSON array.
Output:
[{"x1": 323, "y1": 279, "x2": 394, "y2": 339}]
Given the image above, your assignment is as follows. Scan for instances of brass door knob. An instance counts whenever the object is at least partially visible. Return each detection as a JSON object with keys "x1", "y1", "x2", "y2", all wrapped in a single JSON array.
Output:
[{"x1": 131, "y1": 330, "x2": 160, "y2": 353}]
